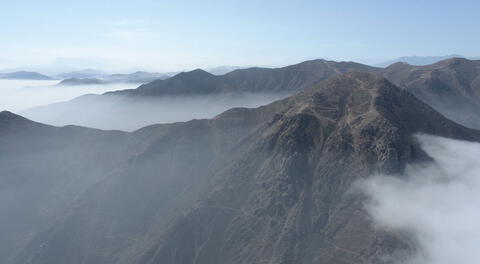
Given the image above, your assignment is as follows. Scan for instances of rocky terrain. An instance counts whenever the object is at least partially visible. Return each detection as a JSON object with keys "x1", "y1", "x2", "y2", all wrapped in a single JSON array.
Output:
[
  {"x1": 381, "y1": 58, "x2": 480, "y2": 129},
  {"x1": 2, "y1": 72, "x2": 479, "y2": 263}
]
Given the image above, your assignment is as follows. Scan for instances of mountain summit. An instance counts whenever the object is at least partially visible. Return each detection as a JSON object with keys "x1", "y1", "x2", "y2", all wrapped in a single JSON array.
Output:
[
  {"x1": 110, "y1": 59, "x2": 379, "y2": 96},
  {"x1": 381, "y1": 58, "x2": 480, "y2": 129}
]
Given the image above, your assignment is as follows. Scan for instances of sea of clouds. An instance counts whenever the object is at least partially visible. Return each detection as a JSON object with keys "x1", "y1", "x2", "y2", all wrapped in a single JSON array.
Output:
[{"x1": 358, "y1": 134, "x2": 480, "y2": 264}]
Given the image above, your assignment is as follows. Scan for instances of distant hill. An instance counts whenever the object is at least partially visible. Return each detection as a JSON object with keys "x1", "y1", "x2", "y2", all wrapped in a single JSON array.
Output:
[
  {"x1": 379, "y1": 57, "x2": 480, "y2": 129},
  {"x1": 57, "y1": 71, "x2": 170, "y2": 85},
  {"x1": 58, "y1": 77, "x2": 105, "y2": 85},
  {"x1": 55, "y1": 69, "x2": 108, "y2": 79},
  {"x1": 105, "y1": 71, "x2": 170, "y2": 83},
  {"x1": 110, "y1": 59, "x2": 379, "y2": 96},
  {"x1": 377, "y1": 54, "x2": 466, "y2": 67},
  {"x1": 206, "y1": 65, "x2": 244, "y2": 75},
  {"x1": 0, "y1": 71, "x2": 53, "y2": 80}
]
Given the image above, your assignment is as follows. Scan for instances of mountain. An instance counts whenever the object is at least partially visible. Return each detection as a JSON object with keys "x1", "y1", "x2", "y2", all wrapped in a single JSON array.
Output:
[
  {"x1": 380, "y1": 58, "x2": 480, "y2": 129},
  {"x1": 206, "y1": 65, "x2": 244, "y2": 75},
  {"x1": 2, "y1": 73, "x2": 480, "y2": 264},
  {"x1": 110, "y1": 59, "x2": 379, "y2": 96},
  {"x1": 57, "y1": 71, "x2": 170, "y2": 85},
  {"x1": 55, "y1": 69, "x2": 108, "y2": 79},
  {"x1": 58, "y1": 77, "x2": 105, "y2": 85},
  {"x1": 22, "y1": 59, "x2": 377, "y2": 130},
  {"x1": 105, "y1": 71, "x2": 170, "y2": 83},
  {"x1": 0, "y1": 71, "x2": 54, "y2": 80},
  {"x1": 23, "y1": 57, "x2": 480, "y2": 131},
  {"x1": 376, "y1": 54, "x2": 466, "y2": 67}
]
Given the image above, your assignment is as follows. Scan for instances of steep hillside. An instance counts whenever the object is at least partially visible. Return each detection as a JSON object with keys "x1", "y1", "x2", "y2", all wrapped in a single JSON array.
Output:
[
  {"x1": 381, "y1": 58, "x2": 480, "y2": 129},
  {"x1": 3, "y1": 73, "x2": 480, "y2": 263}
]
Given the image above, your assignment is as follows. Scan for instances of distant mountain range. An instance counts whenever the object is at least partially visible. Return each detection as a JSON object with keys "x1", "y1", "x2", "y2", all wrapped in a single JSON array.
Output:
[
  {"x1": 56, "y1": 67, "x2": 246, "y2": 85},
  {"x1": 0, "y1": 71, "x2": 54, "y2": 80},
  {"x1": 2, "y1": 72, "x2": 480, "y2": 263},
  {"x1": 380, "y1": 58, "x2": 480, "y2": 129},
  {"x1": 58, "y1": 71, "x2": 171, "y2": 85},
  {"x1": 376, "y1": 54, "x2": 480, "y2": 67},
  {"x1": 102, "y1": 57, "x2": 479, "y2": 130},
  {"x1": 205, "y1": 65, "x2": 245, "y2": 75},
  {"x1": 0, "y1": 67, "x2": 241, "y2": 83},
  {"x1": 58, "y1": 77, "x2": 105, "y2": 85},
  {"x1": 27, "y1": 57, "x2": 480, "y2": 131},
  {"x1": 110, "y1": 59, "x2": 378, "y2": 96},
  {"x1": 55, "y1": 69, "x2": 108, "y2": 79}
]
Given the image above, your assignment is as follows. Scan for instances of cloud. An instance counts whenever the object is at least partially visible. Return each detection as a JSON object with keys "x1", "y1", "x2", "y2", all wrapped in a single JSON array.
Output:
[
  {"x1": 356, "y1": 134, "x2": 480, "y2": 264},
  {"x1": 0, "y1": 79, "x2": 135, "y2": 112}
]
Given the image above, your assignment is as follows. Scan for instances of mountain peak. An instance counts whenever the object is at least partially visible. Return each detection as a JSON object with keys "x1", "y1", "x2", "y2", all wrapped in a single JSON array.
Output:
[
  {"x1": 0, "y1": 110, "x2": 22, "y2": 120},
  {"x1": 273, "y1": 72, "x2": 476, "y2": 141},
  {"x1": 181, "y1": 68, "x2": 213, "y2": 76},
  {"x1": 433, "y1": 56, "x2": 472, "y2": 67},
  {"x1": 168, "y1": 68, "x2": 215, "y2": 81},
  {"x1": 0, "y1": 111, "x2": 41, "y2": 130}
]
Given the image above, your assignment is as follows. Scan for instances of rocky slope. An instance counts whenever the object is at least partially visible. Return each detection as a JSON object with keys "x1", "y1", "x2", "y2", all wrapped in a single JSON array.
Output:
[
  {"x1": 2, "y1": 72, "x2": 480, "y2": 263},
  {"x1": 380, "y1": 58, "x2": 480, "y2": 129}
]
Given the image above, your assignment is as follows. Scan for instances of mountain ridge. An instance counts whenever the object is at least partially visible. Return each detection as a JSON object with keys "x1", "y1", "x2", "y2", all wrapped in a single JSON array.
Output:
[
  {"x1": 108, "y1": 59, "x2": 379, "y2": 97},
  {"x1": 380, "y1": 57, "x2": 480, "y2": 128},
  {"x1": 21, "y1": 57, "x2": 480, "y2": 131},
  {"x1": 376, "y1": 54, "x2": 468, "y2": 67},
  {"x1": 0, "y1": 71, "x2": 54, "y2": 80},
  {"x1": 3, "y1": 72, "x2": 480, "y2": 263}
]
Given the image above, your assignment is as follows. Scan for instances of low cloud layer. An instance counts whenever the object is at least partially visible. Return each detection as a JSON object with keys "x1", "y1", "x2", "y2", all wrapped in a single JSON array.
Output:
[
  {"x1": 357, "y1": 134, "x2": 480, "y2": 264},
  {"x1": 0, "y1": 79, "x2": 136, "y2": 112},
  {"x1": 21, "y1": 93, "x2": 288, "y2": 131},
  {"x1": 0, "y1": 79, "x2": 287, "y2": 131}
]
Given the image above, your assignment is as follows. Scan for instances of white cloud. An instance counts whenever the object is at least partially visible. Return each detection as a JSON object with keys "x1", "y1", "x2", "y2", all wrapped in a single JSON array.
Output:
[{"x1": 357, "y1": 134, "x2": 480, "y2": 264}]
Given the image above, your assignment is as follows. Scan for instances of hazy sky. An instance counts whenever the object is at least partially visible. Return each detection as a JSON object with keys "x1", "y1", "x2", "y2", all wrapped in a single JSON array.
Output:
[{"x1": 1, "y1": 0, "x2": 479, "y2": 72}]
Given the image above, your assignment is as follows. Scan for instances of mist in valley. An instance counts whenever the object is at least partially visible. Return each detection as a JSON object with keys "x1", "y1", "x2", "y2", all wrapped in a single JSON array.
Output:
[
  {"x1": 21, "y1": 92, "x2": 289, "y2": 131},
  {"x1": 0, "y1": 79, "x2": 288, "y2": 131},
  {"x1": 357, "y1": 134, "x2": 480, "y2": 264},
  {"x1": 0, "y1": 79, "x2": 136, "y2": 112}
]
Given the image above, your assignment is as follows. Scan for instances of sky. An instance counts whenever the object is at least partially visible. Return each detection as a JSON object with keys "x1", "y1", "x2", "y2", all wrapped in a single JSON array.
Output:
[{"x1": 1, "y1": 0, "x2": 479, "y2": 73}]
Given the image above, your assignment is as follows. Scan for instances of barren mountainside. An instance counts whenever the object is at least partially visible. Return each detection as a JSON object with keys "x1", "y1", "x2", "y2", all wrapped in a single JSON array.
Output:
[
  {"x1": 380, "y1": 58, "x2": 480, "y2": 129},
  {"x1": 1, "y1": 73, "x2": 480, "y2": 264},
  {"x1": 109, "y1": 59, "x2": 379, "y2": 96},
  {"x1": 26, "y1": 58, "x2": 480, "y2": 132}
]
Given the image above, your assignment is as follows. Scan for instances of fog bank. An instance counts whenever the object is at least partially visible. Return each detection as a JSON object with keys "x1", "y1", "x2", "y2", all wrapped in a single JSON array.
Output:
[
  {"x1": 357, "y1": 134, "x2": 480, "y2": 264},
  {"x1": 22, "y1": 93, "x2": 288, "y2": 131},
  {"x1": 0, "y1": 79, "x2": 136, "y2": 111}
]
